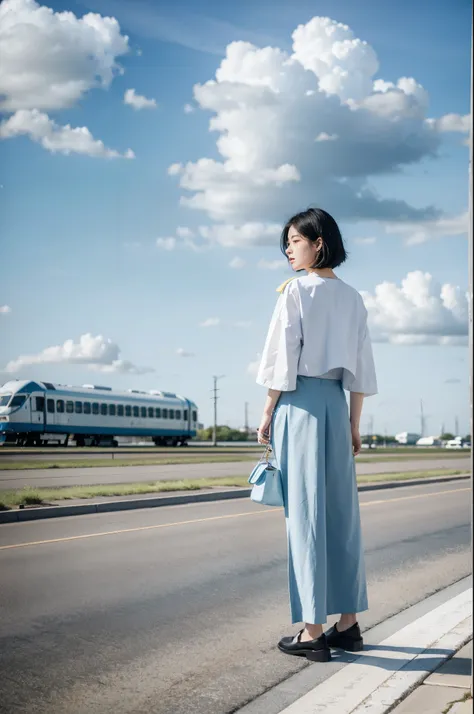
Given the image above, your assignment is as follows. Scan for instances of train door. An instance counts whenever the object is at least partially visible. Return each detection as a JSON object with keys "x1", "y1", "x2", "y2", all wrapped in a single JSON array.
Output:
[
  {"x1": 53, "y1": 397, "x2": 69, "y2": 430},
  {"x1": 30, "y1": 394, "x2": 45, "y2": 427}
]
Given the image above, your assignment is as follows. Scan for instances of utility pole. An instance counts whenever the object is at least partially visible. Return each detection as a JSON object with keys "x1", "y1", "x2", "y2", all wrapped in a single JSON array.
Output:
[
  {"x1": 455, "y1": 416, "x2": 459, "y2": 437},
  {"x1": 211, "y1": 375, "x2": 225, "y2": 446},
  {"x1": 244, "y1": 402, "x2": 249, "y2": 436},
  {"x1": 420, "y1": 399, "x2": 425, "y2": 437}
]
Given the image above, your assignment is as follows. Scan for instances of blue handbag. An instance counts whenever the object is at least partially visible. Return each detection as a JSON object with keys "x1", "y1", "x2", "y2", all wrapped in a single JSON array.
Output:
[{"x1": 248, "y1": 445, "x2": 284, "y2": 507}]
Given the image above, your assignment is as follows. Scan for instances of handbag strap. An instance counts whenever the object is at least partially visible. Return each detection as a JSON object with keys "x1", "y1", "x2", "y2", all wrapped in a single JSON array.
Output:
[{"x1": 260, "y1": 444, "x2": 272, "y2": 464}]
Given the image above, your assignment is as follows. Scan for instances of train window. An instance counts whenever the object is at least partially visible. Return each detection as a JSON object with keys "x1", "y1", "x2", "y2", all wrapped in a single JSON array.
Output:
[
  {"x1": 83, "y1": 402, "x2": 91, "y2": 415},
  {"x1": 183, "y1": 410, "x2": 188, "y2": 421},
  {"x1": 100, "y1": 403, "x2": 107, "y2": 416},
  {"x1": 47, "y1": 399, "x2": 55, "y2": 413},
  {"x1": 155, "y1": 408, "x2": 161, "y2": 418},
  {"x1": 125, "y1": 405, "x2": 132, "y2": 417},
  {"x1": 192, "y1": 410, "x2": 197, "y2": 422},
  {"x1": 140, "y1": 407, "x2": 147, "y2": 418},
  {"x1": 92, "y1": 402, "x2": 99, "y2": 415},
  {"x1": 162, "y1": 408, "x2": 168, "y2": 419},
  {"x1": 109, "y1": 404, "x2": 116, "y2": 416},
  {"x1": 117, "y1": 404, "x2": 124, "y2": 417},
  {"x1": 75, "y1": 401, "x2": 83, "y2": 414},
  {"x1": 56, "y1": 400, "x2": 64, "y2": 413},
  {"x1": 175, "y1": 410, "x2": 181, "y2": 420},
  {"x1": 133, "y1": 406, "x2": 139, "y2": 417},
  {"x1": 169, "y1": 409, "x2": 175, "y2": 419},
  {"x1": 36, "y1": 397, "x2": 45, "y2": 411},
  {"x1": 148, "y1": 407, "x2": 154, "y2": 418},
  {"x1": 66, "y1": 401, "x2": 74, "y2": 414},
  {"x1": 10, "y1": 395, "x2": 27, "y2": 408}
]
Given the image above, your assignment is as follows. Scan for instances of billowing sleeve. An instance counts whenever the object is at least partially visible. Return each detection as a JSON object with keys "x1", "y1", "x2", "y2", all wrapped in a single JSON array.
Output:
[
  {"x1": 346, "y1": 311, "x2": 378, "y2": 396},
  {"x1": 256, "y1": 282, "x2": 303, "y2": 391}
]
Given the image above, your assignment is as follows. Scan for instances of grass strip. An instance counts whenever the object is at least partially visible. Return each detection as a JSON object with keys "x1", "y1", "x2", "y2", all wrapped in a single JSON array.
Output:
[
  {"x1": 0, "y1": 451, "x2": 470, "y2": 471},
  {"x1": 0, "y1": 455, "x2": 257, "y2": 471},
  {"x1": 0, "y1": 469, "x2": 467, "y2": 509}
]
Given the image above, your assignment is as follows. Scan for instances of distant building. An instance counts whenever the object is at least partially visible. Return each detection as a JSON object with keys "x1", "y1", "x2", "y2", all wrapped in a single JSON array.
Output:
[
  {"x1": 445, "y1": 436, "x2": 466, "y2": 449},
  {"x1": 395, "y1": 432, "x2": 421, "y2": 445},
  {"x1": 416, "y1": 436, "x2": 442, "y2": 447}
]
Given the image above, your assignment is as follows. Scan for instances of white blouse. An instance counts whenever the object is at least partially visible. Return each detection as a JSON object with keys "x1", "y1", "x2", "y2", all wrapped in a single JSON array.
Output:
[{"x1": 256, "y1": 274, "x2": 378, "y2": 396}]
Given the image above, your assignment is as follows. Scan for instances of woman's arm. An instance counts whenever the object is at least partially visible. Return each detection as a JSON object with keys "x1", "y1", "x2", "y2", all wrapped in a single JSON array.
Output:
[
  {"x1": 257, "y1": 389, "x2": 282, "y2": 445},
  {"x1": 349, "y1": 391, "x2": 364, "y2": 429},
  {"x1": 349, "y1": 391, "x2": 365, "y2": 456},
  {"x1": 263, "y1": 388, "x2": 282, "y2": 416}
]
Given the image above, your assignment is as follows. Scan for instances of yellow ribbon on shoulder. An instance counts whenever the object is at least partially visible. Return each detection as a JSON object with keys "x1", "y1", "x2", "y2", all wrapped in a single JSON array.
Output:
[{"x1": 276, "y1": 277, "x2": 296, "y2": 293}]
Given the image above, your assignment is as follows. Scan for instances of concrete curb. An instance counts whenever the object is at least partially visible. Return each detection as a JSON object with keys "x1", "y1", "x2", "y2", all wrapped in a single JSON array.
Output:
[{"x1": 0, "y1": 473, "x2": 470, "y2": 524}]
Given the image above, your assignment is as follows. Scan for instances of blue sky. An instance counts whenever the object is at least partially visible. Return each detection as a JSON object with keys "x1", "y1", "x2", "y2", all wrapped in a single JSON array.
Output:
[{"x1": 0, "y1": 0, "x2": 471, "y2": 436}]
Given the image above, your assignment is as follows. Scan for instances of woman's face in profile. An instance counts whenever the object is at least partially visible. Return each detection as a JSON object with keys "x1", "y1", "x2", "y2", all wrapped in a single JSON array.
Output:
[{"x1": 285, "y1": 226, "x2": 320, "y2": 272}]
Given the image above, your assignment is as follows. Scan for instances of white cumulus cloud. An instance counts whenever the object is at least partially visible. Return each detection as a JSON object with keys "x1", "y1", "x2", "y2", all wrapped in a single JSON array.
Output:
[
  {"x1": 428, "y1": 113, "x2": 471, "y2": 134},
  {"x1": 361, "y1": 271, "x2": 469, "y2": 345},
  {"x1": 3, "y1": 333, "x2": 153, "y2": 374},
  {"x1": 176, "y1": 348, "x2": 195, "y2": 357},
  {"x1": 386, "y1": 212, "x2": 468, "y2": 246},
  {"x1": 0, "y1": 0, "x2": 130, "y2": 112},
  {"x1": 156, "y1": 228, "x2": 211, "y2": 253},
  {"x1": 0, "y1": 0, "x2": 133, "y2": 158},
  {"x1": 354, "y1": 236, "x2": 377, "y2": 245},
  {"x1": 0, "y1": 305, "x2": 12, "y2": 314},
  {"x1": 258, "y1": 259, "x2": 288, "y2": 270},
  {"x1": 156, "y1": 237, "x2": 177, "y2": 251},
  {"x1": 176, "y1": 226, "x2": 195, "y2": 239},
  {"x1": 198, "y1": 222, "x2": 282, "y2": 247},
  {"x1": 168, "y1": 163, "x2": 183, "y2": 176},
  {"x1": 199, "y1": 318, "x2": 221, "y2": 327},
  {"x1": 229, "y1": 257, "x2": 246, "y2": 269},
  {"x1": 0, "y1": 109, "x2": 135, "y2": 158},
  {"x1": 316, "y1": 132, "x2": 338, "y2": 142},
  {"x1": 124, "y1": 88, "x2": 157, "y2": 110},
  {"x1": 168, "y1": 16, "x2": 466, "y2": 232}
]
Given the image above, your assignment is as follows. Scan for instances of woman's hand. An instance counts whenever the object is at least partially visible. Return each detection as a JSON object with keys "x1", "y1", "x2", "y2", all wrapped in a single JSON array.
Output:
[
  {"x1": 257, "y1": 412, "x2": 273, "y2": 445},
  {"x1": 351, "y1": 425, "x2": 361, "y2": 456}
]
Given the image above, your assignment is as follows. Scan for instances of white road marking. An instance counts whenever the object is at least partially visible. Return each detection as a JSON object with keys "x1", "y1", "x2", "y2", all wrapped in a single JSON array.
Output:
[{"x1": 278, "y1": 588, "x2": 472, "y2": 714}]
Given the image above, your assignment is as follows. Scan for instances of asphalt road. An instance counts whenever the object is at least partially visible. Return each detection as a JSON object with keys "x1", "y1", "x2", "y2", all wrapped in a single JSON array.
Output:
[
  {"x1": 0, "y1": 479, "x2": 471, "y2": 714},
  {"x1": 0, "y1": 456, "x2": 470, "y2": 490}
]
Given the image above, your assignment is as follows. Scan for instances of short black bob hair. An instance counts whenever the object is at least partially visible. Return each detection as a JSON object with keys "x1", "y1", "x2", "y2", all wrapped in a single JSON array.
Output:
[{"x1": 280, "y1": 208, "x2": 347, "y2": 270}]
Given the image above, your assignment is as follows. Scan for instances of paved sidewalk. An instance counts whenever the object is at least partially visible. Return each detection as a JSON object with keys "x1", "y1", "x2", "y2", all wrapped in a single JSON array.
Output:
[
  {"x1": 390, "y1": 639, "x2": 472, "y2": 714},
  {"x1": 236, "y1": 582, "x2": 472, "y2": 714}
]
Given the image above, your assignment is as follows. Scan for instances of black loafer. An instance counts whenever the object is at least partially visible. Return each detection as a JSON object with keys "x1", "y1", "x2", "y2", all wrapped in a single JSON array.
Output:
[
  {"x1": 278, "y1": 630, "x2": 331, "y2": 662},
  {"x1": 325, "y1": 622, "x2": 364, "y2": 652}
]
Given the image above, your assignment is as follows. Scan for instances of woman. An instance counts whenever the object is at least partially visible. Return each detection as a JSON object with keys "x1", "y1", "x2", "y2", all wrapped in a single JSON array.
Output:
[{"x1": 256, "y1": 207, "x2": 377, "y2": 663}]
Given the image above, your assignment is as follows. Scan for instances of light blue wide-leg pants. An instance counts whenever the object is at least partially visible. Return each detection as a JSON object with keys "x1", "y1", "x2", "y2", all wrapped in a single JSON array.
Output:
[{"x1": 271, "y1": 376, "x2": 369, "y2": 625}]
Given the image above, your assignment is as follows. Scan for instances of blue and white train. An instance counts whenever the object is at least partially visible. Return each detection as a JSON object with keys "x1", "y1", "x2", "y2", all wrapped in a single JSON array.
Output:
[{"x1": 0, "y1": 379, "x2": 199, "y2": 447}]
